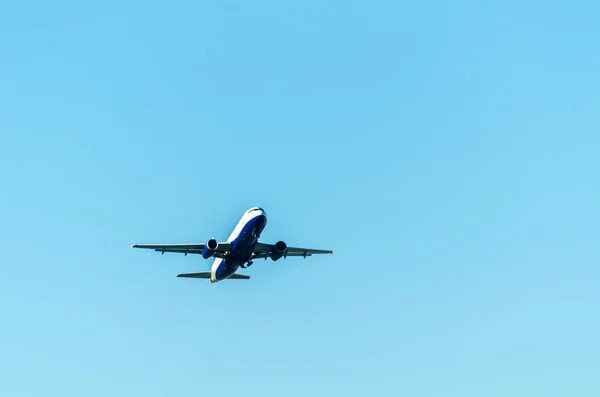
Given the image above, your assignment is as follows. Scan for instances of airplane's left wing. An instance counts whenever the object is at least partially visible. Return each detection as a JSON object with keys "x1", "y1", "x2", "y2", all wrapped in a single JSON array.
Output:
[{"x1": 131, "y1": 242, "x2": 232, "y2": 257}]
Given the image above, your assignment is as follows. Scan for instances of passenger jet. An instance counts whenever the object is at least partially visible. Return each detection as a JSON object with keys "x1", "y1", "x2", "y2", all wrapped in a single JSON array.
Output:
[{"x1": 131, "y1": 207, "x2": 333, "y2": 282}]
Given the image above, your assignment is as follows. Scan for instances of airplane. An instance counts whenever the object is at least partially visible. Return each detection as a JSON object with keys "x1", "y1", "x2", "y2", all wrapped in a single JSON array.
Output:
[{"x1": 131, "y1": 207, "x2": 333, "y2": 283}]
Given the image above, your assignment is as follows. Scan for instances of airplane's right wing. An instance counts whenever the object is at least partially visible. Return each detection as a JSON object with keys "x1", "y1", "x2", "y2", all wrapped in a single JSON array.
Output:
[
  {"x1": 285, "y1": 246, "x2": 334, "y2": 256},
  {"x1": 253, "y1": 242, "x2": 333, "y2": 259}
]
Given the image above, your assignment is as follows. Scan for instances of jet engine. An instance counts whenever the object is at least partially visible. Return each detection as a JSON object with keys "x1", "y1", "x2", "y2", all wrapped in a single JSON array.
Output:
[
  {"x1": 202, "y1": 238, "x2": 219, "y2": 259},
  {"x1": 270, "y1": 240, "x2": 287, "y2": 261}
]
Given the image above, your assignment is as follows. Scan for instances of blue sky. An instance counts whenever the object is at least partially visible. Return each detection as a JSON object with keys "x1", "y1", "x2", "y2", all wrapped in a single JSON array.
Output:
[{"x1": 1, "y1": 1, "x2": 599, "y2": 396}]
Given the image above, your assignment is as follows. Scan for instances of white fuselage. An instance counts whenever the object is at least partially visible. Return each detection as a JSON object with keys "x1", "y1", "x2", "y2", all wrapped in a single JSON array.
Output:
[{"x1": 210, "y1": 207, "x2": 267, "y2": 282}]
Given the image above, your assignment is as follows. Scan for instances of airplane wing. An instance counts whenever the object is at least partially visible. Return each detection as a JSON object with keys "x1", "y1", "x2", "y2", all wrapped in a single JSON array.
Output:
[
  {"x1": 253, "y1": 242, "x2": 333, "y2": 259},
  {"x1": 131, "y1": 242, "x2": 232, "y2": 257}
]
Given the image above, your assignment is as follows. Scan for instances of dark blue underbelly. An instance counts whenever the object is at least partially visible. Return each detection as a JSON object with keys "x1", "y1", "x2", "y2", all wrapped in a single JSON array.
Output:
[
  {"x1": 215, "y1": 214, "x2": 267, "y2": 280},
  {"x1": 230, "y1": 214, "x2": 266, "y2": 262},
  {"x1": 215, "y1": 259, "x2": 238, "y2": 280}
]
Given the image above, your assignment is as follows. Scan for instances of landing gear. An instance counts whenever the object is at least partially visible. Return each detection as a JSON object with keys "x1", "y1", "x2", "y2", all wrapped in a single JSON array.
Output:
[{"x1": 240, "y1": 261, "x2": 253, "y2": 269}]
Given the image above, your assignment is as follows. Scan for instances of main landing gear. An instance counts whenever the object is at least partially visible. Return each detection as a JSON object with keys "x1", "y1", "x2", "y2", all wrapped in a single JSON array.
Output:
[{"x1": 240, "y1": 261, "x2": 253, "y2": 269}]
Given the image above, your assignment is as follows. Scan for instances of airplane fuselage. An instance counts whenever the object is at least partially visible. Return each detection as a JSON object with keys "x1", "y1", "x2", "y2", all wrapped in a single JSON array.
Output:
[{"x1": 210, "y1": 207, "x2": 267, "y2": 282}]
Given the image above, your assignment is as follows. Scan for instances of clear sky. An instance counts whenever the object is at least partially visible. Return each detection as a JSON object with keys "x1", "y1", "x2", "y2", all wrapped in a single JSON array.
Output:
[{"x1": 1, "y1": 1, "x2": 599, "y2": 396}]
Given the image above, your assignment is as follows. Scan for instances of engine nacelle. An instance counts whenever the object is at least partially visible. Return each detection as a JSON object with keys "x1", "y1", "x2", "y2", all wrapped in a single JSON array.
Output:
[
  {"x1": 202, "y1": 238, "x2": 219, "y2": 259},
  {"x1": 270, "y1": 240, "x2": 287, "y2": 261}
]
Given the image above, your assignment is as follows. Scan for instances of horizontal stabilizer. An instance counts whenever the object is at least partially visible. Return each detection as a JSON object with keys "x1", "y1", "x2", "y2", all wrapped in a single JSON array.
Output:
[
  {"x1": 176, "y1": 272, "x2": 250, "y2": 280},
  {"x1": 177, "y1": 272, "x2": 211, "y2": 278},
  {"x1": 228, "y1": 274, "x2": 250, "y2": 279}
]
